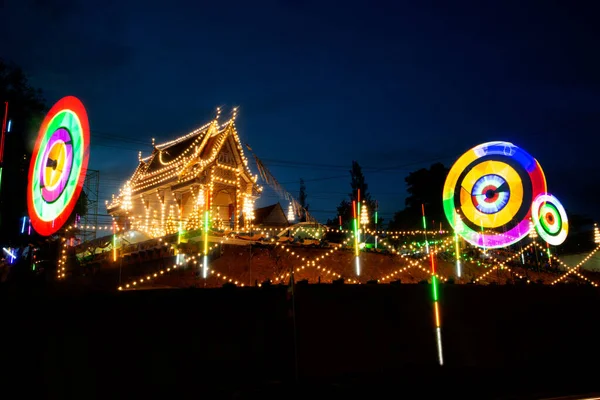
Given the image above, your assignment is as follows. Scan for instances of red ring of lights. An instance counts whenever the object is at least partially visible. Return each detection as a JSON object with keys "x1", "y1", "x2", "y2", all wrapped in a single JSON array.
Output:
[{"x1": 27, "y1": 96, "x2": 90, "y2": 236}]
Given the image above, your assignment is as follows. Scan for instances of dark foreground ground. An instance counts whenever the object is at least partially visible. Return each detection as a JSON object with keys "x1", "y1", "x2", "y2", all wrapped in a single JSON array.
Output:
[{"x1": 1, "y1": 283, "x2": 600, "y2": 399}]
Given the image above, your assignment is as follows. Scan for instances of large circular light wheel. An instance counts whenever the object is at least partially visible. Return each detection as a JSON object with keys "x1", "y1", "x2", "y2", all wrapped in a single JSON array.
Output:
[
  {"x1": 532, "y1": 193, "x2": 568, "y2": 246},
  {"x1": 443, "y1": 141, "x2": 546, "y2": 248},
  {"x1": 27, "y1": 96, "x2": 90, "y2": 236}
]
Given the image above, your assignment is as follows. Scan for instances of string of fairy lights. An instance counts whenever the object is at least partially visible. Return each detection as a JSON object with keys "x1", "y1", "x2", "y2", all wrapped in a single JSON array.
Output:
[
  {"x1": 271, "y1": 235, "x2": 359, "y2": 284},
  {"x1": 58, "y1": 213, "x2": 600, "y2": 290},
  {"x1": 376, "y1": 236, "x2": 453, "y2": 282},
  {"x1": 471, "y1": 243, "x2": 534, "y2": 284},
  {"x1": 112, "y1": 225, "x2": 575, "y2": 290},
  {"x1": 59, "y1": 214, "x2": 600, "y2": 277}
]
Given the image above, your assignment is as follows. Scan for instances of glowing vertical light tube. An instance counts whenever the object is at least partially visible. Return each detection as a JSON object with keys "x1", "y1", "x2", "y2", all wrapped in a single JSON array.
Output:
[
  {"x1": 112, "y1": 221, "x2": 117, "y2": 262},
  {"x1": 21, "y1": 217, "x2": 27, "y2": 234},
  {"x1": 28, "y1": 219, "x2": 32, "y2": 235},
  {"x1": 454, "y1": 234, "x2": 461, "y2": 278},
  {"x1": 357, "y1": 189, "x2": 361, "y2": 244},
  {"x1": 176, "y1": 220, "x2": 183, "y2": 265},
  {"x1": 0, "y1": 102, "x2": 8, "y2": 197},
  {"x1": 480, "y1": 224, "x2": 486, "y2": 254},
  {"x1": 203, "y1": 190, "x2": 209, "y2": 278},
  {"x1": 429, "y1": 242, "x2": 444, "y2": 366},
  {"x1": 352, "y1": 200, "x2": 360, "y2": 276},
  {"x1": 422, "y1": 204, "x2": 429, "y2": 254},
  {"x1": 374, "y1": 200, "x2": 378, "y2": 249},
  {"x1": 338, "y1": 215, "x2": 342, "y2": 231},
  {"x1": 454, "y1": 213, "x2": 462, "y2": 278}
]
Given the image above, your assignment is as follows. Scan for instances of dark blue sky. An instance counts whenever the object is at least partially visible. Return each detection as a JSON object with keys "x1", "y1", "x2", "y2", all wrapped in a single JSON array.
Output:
[{"x1": 2, "y1": 0, "x2": 600, "y2": 224}]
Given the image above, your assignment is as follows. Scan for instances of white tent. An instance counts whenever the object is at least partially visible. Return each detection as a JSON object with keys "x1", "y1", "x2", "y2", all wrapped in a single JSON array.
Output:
[{"x1": 277, "y1": 222, "x2": 328, "y2": 240}]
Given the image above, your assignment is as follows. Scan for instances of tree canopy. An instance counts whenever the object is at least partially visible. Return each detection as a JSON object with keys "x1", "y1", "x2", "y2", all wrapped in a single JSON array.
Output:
[
  {"x1": 298, "y1": 178, "x2": 309, "y2": 222},
  {"x1": 328, "y1": 161, "x2": 379, "y2": 229},
  {"x1": 388, "y1": 162, "x2": 449, "y2": 231},
  {"x1": 0, "y1": 58, "x2": 47, "y2": 244}
]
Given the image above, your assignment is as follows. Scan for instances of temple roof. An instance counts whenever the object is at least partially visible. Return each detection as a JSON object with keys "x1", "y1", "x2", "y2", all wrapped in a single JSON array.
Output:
[
  {"x1": 108, "y1": 108, "x2": 259, "y2": 211},
  {"x1": 143, "y1": 124, "x2": 212, "y2": 175}
]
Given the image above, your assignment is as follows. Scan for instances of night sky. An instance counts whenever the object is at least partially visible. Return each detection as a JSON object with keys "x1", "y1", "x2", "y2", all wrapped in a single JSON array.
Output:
[{"x1": 2, "y1": 0, "x2": 600, "y2": 225}]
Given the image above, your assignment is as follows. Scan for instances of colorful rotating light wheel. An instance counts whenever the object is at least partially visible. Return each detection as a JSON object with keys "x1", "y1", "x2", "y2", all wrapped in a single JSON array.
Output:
[
  {"x1": 531, "y1": 193, "x2": 568, "y2": 246},
  {"x1": 443, "y1": 141, "x2": 546, "y2": 248},
  {"x1": 27, "y1": 96, "x2": 90, "y2": 236}
]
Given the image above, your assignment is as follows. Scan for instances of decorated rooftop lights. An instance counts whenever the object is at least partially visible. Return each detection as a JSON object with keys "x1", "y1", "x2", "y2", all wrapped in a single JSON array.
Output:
[
  {"x1": 531, "y1": 193, "x2": 568, "y2": 246},
  {"x1": 443, "y1": 141, "x2": 547, "y2": 249},
  {"x1": 27, "y1": 96, "x2": 90, "y2": 236},
  {"x1": 287, "y1": 202, "x2": 295, "y2": 222},
  {"x1": 106, "y1": 107, "x2": 262, "y2": 242},
  {"x1": 121, "y1": 181, "x2": 132, "y2": 212}
]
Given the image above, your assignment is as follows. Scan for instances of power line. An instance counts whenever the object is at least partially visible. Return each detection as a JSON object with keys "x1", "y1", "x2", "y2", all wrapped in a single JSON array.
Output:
[{"x1": 272, "y1": 155, "x2": 454, "y2": 184}]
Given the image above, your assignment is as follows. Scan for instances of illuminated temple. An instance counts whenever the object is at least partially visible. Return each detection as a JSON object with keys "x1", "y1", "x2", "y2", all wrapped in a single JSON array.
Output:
[{"x1": 106, "y1": 108, "x2": 262, "y2": 236}]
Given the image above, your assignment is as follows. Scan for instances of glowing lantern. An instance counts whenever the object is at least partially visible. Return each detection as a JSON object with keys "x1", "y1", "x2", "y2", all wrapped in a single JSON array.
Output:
[
  {"x1": 360, "y1": 202, "x2": 369, "y2": 226},
  {"x1": 243, "y1": 196, "x2": 254, "y2": 221},
  {"x1": 529, "y1": 220, "x2": 537, "y2": 239},
  {"x1": 287, "y1": 202, "x2": 295, "y2": 222}
]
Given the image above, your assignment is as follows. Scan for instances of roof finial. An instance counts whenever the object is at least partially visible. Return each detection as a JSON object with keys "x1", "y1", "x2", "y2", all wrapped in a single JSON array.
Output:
[
  {"x1": 151, "y1": 137, "x2": 155, "y2": 147},
  {"x1": 232, "y1": 106, "x2": 239, "y2": 121},
  {"x1": 215, "y1": 106, "x2": 222, "y2": 120},
  {"x1": 138, "y1": 151, "x2": 142, "y2": 161}
]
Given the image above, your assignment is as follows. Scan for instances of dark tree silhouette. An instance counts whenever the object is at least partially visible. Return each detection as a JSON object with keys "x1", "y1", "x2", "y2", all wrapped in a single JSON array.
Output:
[
  {"x1": 349, "y1": 160, "x2": 370, "y2": 202},
  {"x1": 389, "y1": 162, "x2": 449, "y2": 231},
  {"x1": 328, "y1": 161, "x2": 378, "y2": 229},
  {"x1": 298, "y1": 178, "x2": 309, "y2": 222},
  {"x1": 0, "y1": 58, "x2": 47, "y2": 244}
]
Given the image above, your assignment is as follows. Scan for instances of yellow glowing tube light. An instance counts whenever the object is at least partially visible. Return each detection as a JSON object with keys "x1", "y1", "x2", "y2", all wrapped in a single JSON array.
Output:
[
  {"x1": 112, "y1": 221, "x2": 117, "y2": 262},
  {"x1": 202, "y1": 191, "x2": 210, "y2": 279}
]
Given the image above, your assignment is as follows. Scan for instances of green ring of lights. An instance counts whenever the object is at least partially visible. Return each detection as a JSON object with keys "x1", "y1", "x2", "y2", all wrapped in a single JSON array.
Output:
[
  {"x1": 531, "y1": 193, "x2": 568, "y2": 246},
  {"x1": 539, "y1": 202, "x2": 561, "y2": 235},
  {"x1": 31, "y1": 110, "x2": 84, "y2": 222}
]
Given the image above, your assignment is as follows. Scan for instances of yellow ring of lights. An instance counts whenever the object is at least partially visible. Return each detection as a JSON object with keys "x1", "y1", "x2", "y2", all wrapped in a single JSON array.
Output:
[
  {"x1": 459, "y1": 160, "x2": 523, "y2": 229},
  {"x1": 44, "y1": 140, "x2": 68, "y2": 190}
]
